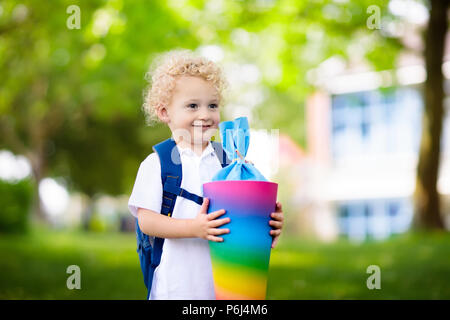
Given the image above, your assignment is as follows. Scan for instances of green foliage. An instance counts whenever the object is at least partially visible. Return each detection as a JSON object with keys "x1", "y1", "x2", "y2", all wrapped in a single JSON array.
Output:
[
  {"x1": 86, "y1": 211, "x2": 122, "y2": 233},
  {"x1": 0, "y1": 0, "x2": 407, "y2": 199},
  {"x1": 0, "y1": 228, "x2": 145, "y2": 299},
  {"x1": 0, "y1": 178, "x2": 33, "y2": 233},
  {"x1": 0, "y1": 229, "x2": 449, "y2": 299},
  {"x1": 267, "y1": 231, "x2": 450, "y2": 299},
  {"x1": 0, "y1": 0, "x2": 197, "y2": 199},
  {"x1": 160, "y1": 0, "x2": 404, "y2": 148},
  {"x1": 87, "y1": 212, "x2": 108, "y2": 232}
]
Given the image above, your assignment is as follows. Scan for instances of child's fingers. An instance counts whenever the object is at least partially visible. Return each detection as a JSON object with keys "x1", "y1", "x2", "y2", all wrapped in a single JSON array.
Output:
[
  {"x1": 199, "y1": 198, "x2": 209, "y2": 214},
  {"x1": 271, "y1": 212, "x2": 284, "y2": 221},
  {"x1": 209, "y1": 217, "x2": 230, "y2": 228},
  {"x1": 208, "y1": 227, "x2": 229, "y2": 236},
  {"x1": 207, "y1": 235, "x2": 224, "y2": 242},
  {"x1": 271, "y1": 236, "x2": 279, "y2": 248},
  {"x1": 269, "y1": 220, "x2": 283, "y2": 229},
  {"x1": 275, "y1": 202, "x2": 282, "y2": 212},
  {"x1": 207, "y1": 208, "x2": 226, "y2": 220},
  {"x1": 270, "y1": 229, "x2": 281, "y2": 237}
]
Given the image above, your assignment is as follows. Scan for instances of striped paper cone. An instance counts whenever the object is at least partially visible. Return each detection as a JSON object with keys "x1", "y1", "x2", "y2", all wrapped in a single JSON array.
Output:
[{"x1": 203, "y1": 180, "x2": 278, "y2": 300}]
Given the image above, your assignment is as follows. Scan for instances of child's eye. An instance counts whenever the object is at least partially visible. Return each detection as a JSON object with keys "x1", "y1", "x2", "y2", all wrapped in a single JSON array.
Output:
[
  {"x1": 187, "y1": 104, "x2": 198, "y2": 109},
  {"x1": 209, "y1": 104, "x2": 218, "y2": 109}
]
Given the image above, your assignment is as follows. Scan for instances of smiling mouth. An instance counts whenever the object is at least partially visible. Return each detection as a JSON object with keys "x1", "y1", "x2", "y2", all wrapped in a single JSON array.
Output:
[{"x1": 192, "y1": 125, "x2": 212, "y2": 128}]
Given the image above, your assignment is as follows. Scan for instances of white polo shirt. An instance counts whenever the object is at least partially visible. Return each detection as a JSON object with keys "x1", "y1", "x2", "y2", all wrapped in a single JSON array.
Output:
[{"x1": 128, "y1": 140, "x2": 222, "y2": 300}]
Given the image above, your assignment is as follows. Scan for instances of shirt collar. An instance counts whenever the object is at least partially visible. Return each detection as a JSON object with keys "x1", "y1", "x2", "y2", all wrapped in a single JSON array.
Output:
[{"x1": 176, "y1": 141, "x2": 215, "y2": 160}]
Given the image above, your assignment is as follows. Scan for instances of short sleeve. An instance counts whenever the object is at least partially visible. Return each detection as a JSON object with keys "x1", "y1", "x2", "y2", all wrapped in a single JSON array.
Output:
[{"x1": 128, "y1": 153, "x2": 162, "y2": 218}]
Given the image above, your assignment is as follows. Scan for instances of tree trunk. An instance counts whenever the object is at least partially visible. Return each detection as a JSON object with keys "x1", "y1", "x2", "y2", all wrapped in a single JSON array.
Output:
[
  {"x1": 29, "y1": 151, "x2": 49, "y2": 225},
  {"x1": 82, "y1": 197, "x2": 95, "y2": 231},
  {"x1": 413, "y1": 0, "x2": 449, "y2": 230},
  {"x1": 31, "y1": 175, "x2": 47, "y2": 224}
]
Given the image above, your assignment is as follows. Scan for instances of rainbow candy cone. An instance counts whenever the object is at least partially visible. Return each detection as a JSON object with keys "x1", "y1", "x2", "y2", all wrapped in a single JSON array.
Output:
[{"x1": 203, "y1": 180, "x2": 278, "y2": 300}]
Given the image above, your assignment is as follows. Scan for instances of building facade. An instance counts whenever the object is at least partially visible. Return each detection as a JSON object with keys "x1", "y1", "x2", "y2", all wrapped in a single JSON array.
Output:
[{"x1": 305, "y1": 76, "x2": 450, "y2": 242}]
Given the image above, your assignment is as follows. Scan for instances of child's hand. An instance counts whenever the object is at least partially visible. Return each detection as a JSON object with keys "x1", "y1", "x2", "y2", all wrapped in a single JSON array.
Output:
[
  {"x1": 269, "y1": 202, "x2": 284, "y2": 249},
  {"x1": 192, "y1": 197, "x2": 230, "y2": 242}
]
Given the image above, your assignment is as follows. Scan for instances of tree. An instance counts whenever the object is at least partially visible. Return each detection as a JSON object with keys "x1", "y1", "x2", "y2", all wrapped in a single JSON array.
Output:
[
  {"x1": 0, "y1": 0, "x2": 195, "y2": 224},
  {"x1": 177, "y1": 0, "x2": 448, "y2": 230},
  {"x1": 2, "y1": 0, "x2": 447, "y2": 231},
  {"x1": 413, "y1": 0, "x2": 449, "y2": 229}
]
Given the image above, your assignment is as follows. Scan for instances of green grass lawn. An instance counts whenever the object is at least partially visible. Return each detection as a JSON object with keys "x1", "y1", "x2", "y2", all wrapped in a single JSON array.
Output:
[{"x1": 0, "y1": 228, "x2": 449, "y2": 299}]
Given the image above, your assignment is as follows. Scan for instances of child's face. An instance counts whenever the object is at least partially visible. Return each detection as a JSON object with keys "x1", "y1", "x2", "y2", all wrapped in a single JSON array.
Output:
[{"x1": 159, "y1": 75, "x2": 221, "y2": 150}]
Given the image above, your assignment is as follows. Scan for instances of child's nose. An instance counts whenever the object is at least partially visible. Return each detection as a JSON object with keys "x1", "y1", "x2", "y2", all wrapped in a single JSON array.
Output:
[{"x1": 197, "y1": 106, "x2": 210, "y2": 120}]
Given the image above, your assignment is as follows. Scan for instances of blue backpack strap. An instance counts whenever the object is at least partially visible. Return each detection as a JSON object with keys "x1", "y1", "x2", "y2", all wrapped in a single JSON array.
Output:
[
  {"x1": 135, "y1": 219, "x2": 152, "y2": 299},
  {"x1": 135, "y1": 138, "x2": 180, "y2": 300},
  {"x1": 156, "y1": 140, "x2": 230, "y2": 206},
  {"x1": 211, "y1": 140, "x2": 231, "y2": 168},
  {"x1": 136, "y1": 138, "x2": 231, "y2": 299},
  {"x1": 163, "y1": 183, "x2": 204, "y2": 205},
  {"x1": 153, "y1": 138, "x2": 183, "y2": 216},
  {"x1": 149, "y1": 138, "x2": 182, "y2": 299}
]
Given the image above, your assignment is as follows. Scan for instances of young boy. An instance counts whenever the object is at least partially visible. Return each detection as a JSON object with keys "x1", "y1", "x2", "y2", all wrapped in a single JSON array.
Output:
[{"x1": 128, "y1": 49, "x2": 284, "y2": 300}]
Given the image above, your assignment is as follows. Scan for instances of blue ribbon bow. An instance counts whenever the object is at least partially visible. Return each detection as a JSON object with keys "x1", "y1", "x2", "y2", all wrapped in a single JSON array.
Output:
[{"x1": 211, "y1": 117, "x2": 267, "y2": 182}]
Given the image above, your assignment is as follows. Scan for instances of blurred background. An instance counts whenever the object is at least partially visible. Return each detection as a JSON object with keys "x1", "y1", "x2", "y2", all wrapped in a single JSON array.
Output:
[{"x1": 1, "y1": 0, "x2": 449, "y2": 299}]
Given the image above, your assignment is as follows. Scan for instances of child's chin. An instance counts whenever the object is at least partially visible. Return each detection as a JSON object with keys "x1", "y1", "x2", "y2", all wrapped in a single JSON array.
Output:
[
  {"x1": 192, "y1": 131, "x2": 214, "y2": 141},
  {"x1": 193, "y1": 137, "x2": 210, "y2": 145}
]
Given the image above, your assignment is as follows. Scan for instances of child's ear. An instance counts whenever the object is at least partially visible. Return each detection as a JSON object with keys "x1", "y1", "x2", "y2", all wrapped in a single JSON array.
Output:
[{"x1": 157, "y1": 106, "x2": 170, "y2": 124}]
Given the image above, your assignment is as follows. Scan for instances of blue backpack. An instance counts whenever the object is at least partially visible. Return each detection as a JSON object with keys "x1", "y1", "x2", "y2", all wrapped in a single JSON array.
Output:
[{"x1": 135, "y1": 138, "x2": 231, "y2": 300}]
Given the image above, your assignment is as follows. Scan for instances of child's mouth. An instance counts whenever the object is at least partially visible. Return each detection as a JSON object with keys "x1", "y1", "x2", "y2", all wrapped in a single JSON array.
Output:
[{"x1": 192, "y1": 125, "x2": 212, "y2": 131}]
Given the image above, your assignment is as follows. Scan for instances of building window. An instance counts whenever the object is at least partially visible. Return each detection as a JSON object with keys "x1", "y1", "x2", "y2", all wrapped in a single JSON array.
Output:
[
  {"x1": 336, "y1": 198, "x2": 413, "y2": 241},
  {"x1": 330, "y1": 87, "x2": 423, "y2": 160}
]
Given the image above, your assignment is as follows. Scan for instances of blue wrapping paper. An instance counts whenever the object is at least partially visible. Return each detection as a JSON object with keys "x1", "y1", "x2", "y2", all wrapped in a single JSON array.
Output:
[{"x1": 211, "y1": 117, "x2": 267, "y2": 182}]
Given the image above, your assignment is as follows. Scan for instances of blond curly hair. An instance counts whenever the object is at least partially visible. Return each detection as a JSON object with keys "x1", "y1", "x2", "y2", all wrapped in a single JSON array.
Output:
[{"x1": 142, "y1": 49, "x2": 229, "y2": 126}]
